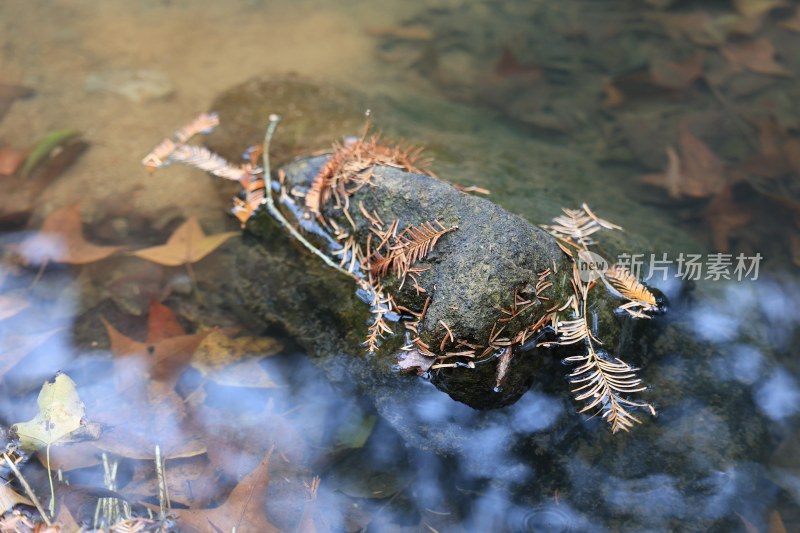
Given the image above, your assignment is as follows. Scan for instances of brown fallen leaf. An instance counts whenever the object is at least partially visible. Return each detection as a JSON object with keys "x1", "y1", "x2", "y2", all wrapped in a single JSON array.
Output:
[
  {"x1": 0, "y1": 328, "x2": 61, "y2": 379},
  {"x1": 494, "y1": 46, "x2": 541, "y2": 78},
  {"x1": 171, "y1": 448, "x2": 280, "y2": 533},
  {"x1": 146, "y1": 298, "x2": 186, "y2": 342},
  {"x1": 17, "y1": 204, "x2": 124, "y2": 265},
  {"x1": 768, "y1": 510, "x2": 788, "y2": 533},
  {"x1": 781, "y1": 6, "x2": 800, "y2": 31},
  {"x1": 121, "y1": 454, "x2": 217, "y2": 508},
  {"x1": 37, "y1": 440, "x2": 102, "y2": 472},
  {"x1": 739, "y1": 116, "x2": 796, "y2": 178},
  {"x1": 53, "y1": 498, "x2": 81, "y2": 532},
  {"x1": 0, "y1": 146, "x2": 27, "y2": 176},
  {"x1": 494, "y1": 346, "x2": 514, "y2": 389},
  {"x1": 103, "y1": 317, "x2": 208, "y2": 392},
  {"x1": 734, "y1": 0, "x2": 787, "y2": 19},
  {"x1": 397, "y1": 348, "x2": 436, "y2": 375},
  {"x1": 649, "y1": 52, "x2": 705, "y2": 91},
  {"x1": 92, "y1": 381, "x2": 206, "y2": 460},
  {"x1": 601, "y1": 78, "x2": 625, "y2": 108},
  {"x1": 201, "y1": 399, "x2": 305, "y2": 479},
  {"x1": 659, "y1": 11, "x2": 764, "y2": 46},
  {"x1": 721, "y1": 38, "x2": 792, "y2": 77},
  {"x1": 0, "y1": 141, "x2": 88, "y2": 230},
  {"x1": 706, "y1": 186, "x2": 754, "y2": 252},
  {"x1": 131, "y1": 216, "x2": 238, "y2": 267},
  {"x1": 639, "y1": 123, "x2": 727, "y2": 198},
  {"x1": 657, "y1": 12, "x2": 722, "y2": 46},
  {"x1": 0, "y1": 484, "x2": 33, "y2": 515}
]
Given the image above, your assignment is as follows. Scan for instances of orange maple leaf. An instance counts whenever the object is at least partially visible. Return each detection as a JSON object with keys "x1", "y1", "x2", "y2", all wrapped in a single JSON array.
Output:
[{"x1": 639, "y1": 123, "x2": 727, "y2": 199}]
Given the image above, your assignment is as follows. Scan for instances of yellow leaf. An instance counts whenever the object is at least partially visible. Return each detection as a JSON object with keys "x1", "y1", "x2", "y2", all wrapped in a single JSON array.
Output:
[
  {"x1": 131, "y1": 216, "x2": 238, "y2": 266},
  {"x1": 192, "y1": 330, "x2": 282, "y2": 388},
  {"x1": 11, "y1": 373, "x2": 100, "y2": 451}
]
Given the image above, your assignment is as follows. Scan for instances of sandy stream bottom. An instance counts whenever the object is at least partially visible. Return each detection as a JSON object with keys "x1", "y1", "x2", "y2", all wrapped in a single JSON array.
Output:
[{"x1": 0, "y1": 0, "x2": 423, "y2": 224}]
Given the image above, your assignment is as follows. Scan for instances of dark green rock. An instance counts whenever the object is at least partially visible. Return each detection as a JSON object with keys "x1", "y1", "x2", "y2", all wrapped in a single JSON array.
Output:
[{"x1": 275, "y1": 154, "x2": 570, "y2": 409}]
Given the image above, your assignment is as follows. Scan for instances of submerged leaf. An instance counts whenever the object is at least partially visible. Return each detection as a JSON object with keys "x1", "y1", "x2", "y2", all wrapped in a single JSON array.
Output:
[
  {"x1": 734, "y1": 0, "x2": 787, "y2": 19},
  {"x1": 20, "y1": 129, "x2": 80, "y2": 177},
  {"x1": 781, "y1": 6, "x2": 800, "y2": 31},
  {"x1": 131, "y1": 216, "x2": 238, "y2": 267},
  {"x1": 146, "y1": 298, "x2": 186, "y2": 342},
  {"x1": 721, "y1": 38, "x2": 792, "y2": 77},
  {"x1": 171, "y1": 449, "x2": 279, "y2": 533},
  {"x1": 639, "y1": 124, "x2": 726, "y2": 199},
  {"x1": 648, "y1": 52, "x2": 704, "y2": 91},
  {"x1": 0, "y1": 146, "x2": 27, "y2": 176},
  {"x1": 335, "y1": 413, "x2": 377, "y2": 449},
  {"x1": 0, "y1": 328, "x2": 61, "y2": 379},
  {"x1": 0, "y1": 484, "x2": 33, "y2": 515},
  {"x1": 121, "y1": 454, "x2": 215, "y2": 508},
  {"x1": 706, "y1": 186, "x2": 754, "y2": 252},
  {"x1": 191, "y1": 330, "x2": 281, "y2": 388},
  {"x1": 17, "y1": 204, "x2": 124, "y2": 265},
  {"x1": 103, "y1": 318, "x2": 208, "y2": 390},
  {"x1": 397, "y1": 348, "x2": 436, "y2": 375},
  {"x1": 11, "y1": 372, "x2": 100, "y2": 451},
  {"x1": 93, "y1": 381, "x2": 206, "y2": 460}
]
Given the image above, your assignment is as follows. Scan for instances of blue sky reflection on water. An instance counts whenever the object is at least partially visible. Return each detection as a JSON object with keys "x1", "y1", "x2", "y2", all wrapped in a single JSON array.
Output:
[{"x1": 0, "y1": 175, "x2": 799, "y2": 532}]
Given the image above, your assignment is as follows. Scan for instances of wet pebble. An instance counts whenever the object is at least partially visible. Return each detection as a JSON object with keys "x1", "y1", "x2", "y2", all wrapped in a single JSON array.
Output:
[{"x1": 85, "y1": 69, "x2": 174, "y2": 102}]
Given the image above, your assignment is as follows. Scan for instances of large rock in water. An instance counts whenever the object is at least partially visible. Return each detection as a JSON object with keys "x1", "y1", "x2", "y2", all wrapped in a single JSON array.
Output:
[
  {"x1": 202, "y1": 76, "x2": 776, "y2": 533},
  {"x1": 205, "y1": 74, "x2": 686, "y2": 455}
]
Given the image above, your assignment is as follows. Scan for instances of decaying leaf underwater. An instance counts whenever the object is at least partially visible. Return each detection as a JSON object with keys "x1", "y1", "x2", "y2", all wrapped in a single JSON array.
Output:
[{"x1": 144, "y1": 112, "x2": 665, "y2": 433}]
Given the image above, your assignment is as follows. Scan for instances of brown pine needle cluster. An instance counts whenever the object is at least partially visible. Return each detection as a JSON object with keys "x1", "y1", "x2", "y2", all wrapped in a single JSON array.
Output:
[
  {"x1": 142, "y1": 113, "x2": 265, "y2": 228},
  {"x1": 142, "y1": 112, "x2": 220, "y2": 172},
  {"x1": 361, "y1": 278, "x2": 397, "y2": 353},
  {"x1": 542, "y1": 205, "x2": 658, "y2": 433},
  {"x1": 602, "y1": 264, "x2": 659, "y2": 319},
  {"x1": 361, "y1": 218, "x2": 455, "y2": 353},
  {"x1": 542, "y1": 203, "x2": 622, "y2": 251},
  {"x1": 305, "y1": 119, "x2": 434, "y2": 217},
  {"x1": 368, "y1": 220, "x2": 456, "y2": 283}
]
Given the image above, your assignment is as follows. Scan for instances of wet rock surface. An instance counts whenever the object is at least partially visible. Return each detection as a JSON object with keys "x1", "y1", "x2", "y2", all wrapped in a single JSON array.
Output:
[{"x1": 279, "y1": 154, "x2": 570, "y2": 409}]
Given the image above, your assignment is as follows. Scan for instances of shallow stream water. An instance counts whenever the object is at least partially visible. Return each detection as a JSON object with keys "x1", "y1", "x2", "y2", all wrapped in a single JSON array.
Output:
[{"x1": 1, "y1": 1, "x2": 799, "y2": 532}]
